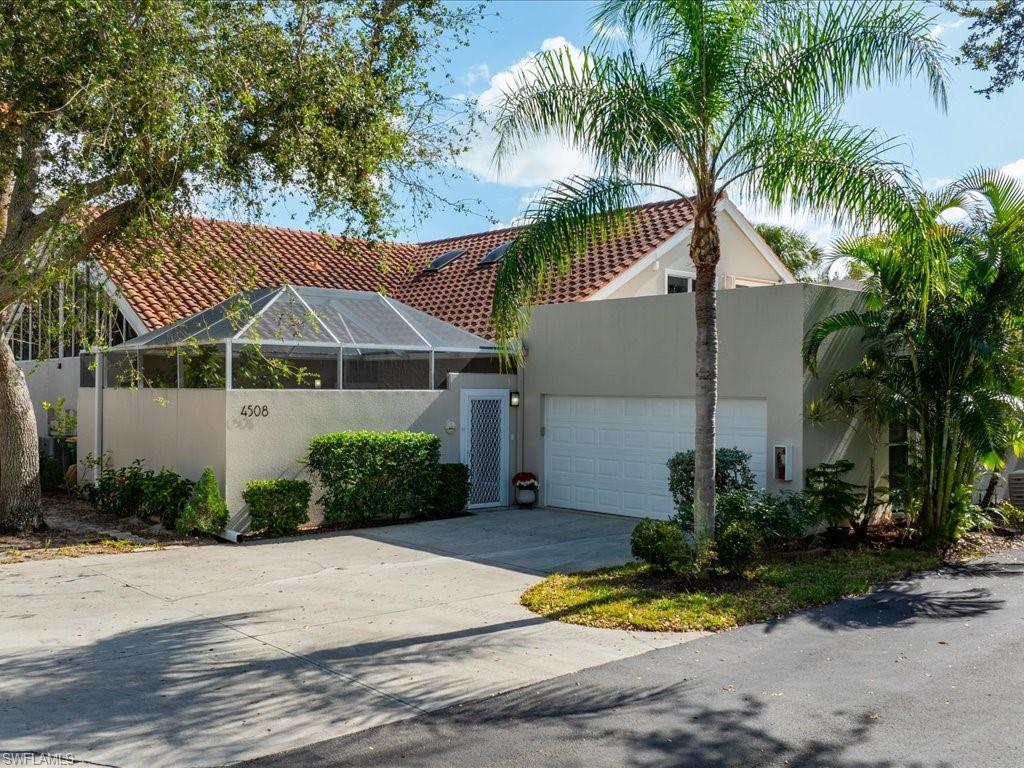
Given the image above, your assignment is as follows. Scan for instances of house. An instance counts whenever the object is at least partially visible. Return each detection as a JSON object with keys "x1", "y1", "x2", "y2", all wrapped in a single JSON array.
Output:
[{"x1": 13, "y1": 197, "x2": 882, "y2": 532}]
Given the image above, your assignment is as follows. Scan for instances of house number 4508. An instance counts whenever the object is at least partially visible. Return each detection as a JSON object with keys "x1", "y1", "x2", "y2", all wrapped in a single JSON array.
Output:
[{"x1": 240, "y1": 404, "x2": 269, "y2": 417}]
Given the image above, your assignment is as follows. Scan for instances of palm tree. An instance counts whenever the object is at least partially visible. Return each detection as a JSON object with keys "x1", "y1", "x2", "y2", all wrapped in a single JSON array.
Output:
[
  {"x1": 754, "y1": 224, "x2": 825, "y2": 281},
  {"x1": 805, "y1": 171, "x2": 1024, "y2": 544},
  {"x1": 489, "y1": 0, "x2": 947, "y2": 541}
]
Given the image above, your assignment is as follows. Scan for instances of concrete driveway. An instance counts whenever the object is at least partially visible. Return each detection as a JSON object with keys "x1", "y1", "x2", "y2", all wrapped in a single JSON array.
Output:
[{"x1": 0, "y1": 508, "x2": 696, "y2": 767}]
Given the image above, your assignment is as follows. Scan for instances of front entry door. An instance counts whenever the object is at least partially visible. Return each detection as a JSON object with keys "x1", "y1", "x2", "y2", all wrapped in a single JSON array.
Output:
[{"x1": 460, "y1": 389, "x2": 510, "y2": 508}]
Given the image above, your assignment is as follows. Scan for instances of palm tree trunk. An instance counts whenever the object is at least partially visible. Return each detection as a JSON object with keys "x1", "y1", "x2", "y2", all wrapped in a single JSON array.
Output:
[
  {"x1": 690, "y1": 202, "x2": 720, "y2": 542},
  {"x1": 980, "y1": 471, "x2": 1000, "y2": 510},
  {"x1": 0, "y1": 336, "x2": 41, "y2": 531}
]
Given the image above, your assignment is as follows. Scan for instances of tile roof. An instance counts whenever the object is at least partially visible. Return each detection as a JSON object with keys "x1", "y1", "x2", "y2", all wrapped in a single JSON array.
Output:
[{"x1": 101, "y1": 198, "x2": 696, "y2": 338}]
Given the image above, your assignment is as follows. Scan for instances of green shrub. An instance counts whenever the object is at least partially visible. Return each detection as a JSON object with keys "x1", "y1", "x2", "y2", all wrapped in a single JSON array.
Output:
[
  {"x1": 143, "y1": 469, "x2": 195, "y2": 529},
  {"x1": 307, "y1": 431, "x2": 441, "y2": 524},
  {"x1": 667, "y1": 447, "x2": 757, "y2": 511},
  {"x1": 428, "y1": 463, "x2": 470, "y2": 518},
  {"x1": 631, "y1": 519, "x2": 684, "y2": 572},
  {"x1": 805, "y1": 460, "x2": 862, "y2": 526},
  {"x1": 86, "y1": 458, "x2": 148, "y2": 517},
  {"x1": 716, "y1": 519, "x2": 760, "y2": 575},
  {"x1": 993, "y1": 499, "x2": 1024, "y2": 526},
  {"x1": 243, "y1": 479, "x2": 311, "y2": 536},
  {"x1": 673, "y1": 488, "x2": 821, "y2": 546},
  {"x1": 176, "y1": 467, "x2": 229, "y2": 536},
  {"x1": 40, "y1": 449, "x2": 65, "y2": 493}
]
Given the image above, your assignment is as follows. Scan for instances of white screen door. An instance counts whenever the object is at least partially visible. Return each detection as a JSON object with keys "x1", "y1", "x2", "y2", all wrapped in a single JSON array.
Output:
[{"x1": 460, "y1": 389, "x2": 510, "y2": 508}]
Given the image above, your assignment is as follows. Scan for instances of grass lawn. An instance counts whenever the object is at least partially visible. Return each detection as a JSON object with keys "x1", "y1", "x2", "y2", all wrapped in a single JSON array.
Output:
[{"x1": 521, "y1": 548, "x2": 942, "y2": 632}]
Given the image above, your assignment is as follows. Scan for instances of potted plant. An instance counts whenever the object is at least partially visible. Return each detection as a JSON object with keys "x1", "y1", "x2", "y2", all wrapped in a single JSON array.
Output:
[{"x1": 512, "y1": 472, "x2": 539, "y2": 509}]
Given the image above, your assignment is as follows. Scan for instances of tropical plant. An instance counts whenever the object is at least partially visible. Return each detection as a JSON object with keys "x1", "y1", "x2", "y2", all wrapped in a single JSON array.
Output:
[
  {"x1": 805, "y1": 171, "x2": 1024, "y2": 544},
  {"x1": 755, "y1": 224, "x2": 825, "y2": 281},
  {"x1": 488, "y1": 0, "x2": 947, "y2": 541},
  {"x1": 805, "y1": 460, "x2": 864, "y2": 529}
]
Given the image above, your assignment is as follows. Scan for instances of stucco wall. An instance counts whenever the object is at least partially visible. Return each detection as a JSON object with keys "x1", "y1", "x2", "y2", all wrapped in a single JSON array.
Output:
[
  {"x1": 84, "y1": 388, "x2": 228, "y2": 485},
  {"x1": 522, "y1": 283, "x2": 882, "y2": 504},
  {"x1": 18, "y1": 357, "x2": 80, "y2": 438},
  {"x1": 223, "y1": 372, "x2": 517, "y2": 528},
  {"x1": 604, "y1": 209, "x2": 785, "y2": 300}
]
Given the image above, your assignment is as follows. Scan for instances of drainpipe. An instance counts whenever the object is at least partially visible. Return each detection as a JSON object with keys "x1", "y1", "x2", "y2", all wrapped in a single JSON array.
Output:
[{"x1": 93, "y1": 350, "x2": 103, "y2": 474}]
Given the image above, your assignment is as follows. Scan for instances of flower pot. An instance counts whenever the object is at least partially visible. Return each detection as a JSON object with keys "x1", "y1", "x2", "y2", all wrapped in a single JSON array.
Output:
[
  {"x1": 824, "y1": 525, "x2": 851, "y2": 548},
  {"x1": 515, "y1": 487, "x2": 537, "y2": 509}
]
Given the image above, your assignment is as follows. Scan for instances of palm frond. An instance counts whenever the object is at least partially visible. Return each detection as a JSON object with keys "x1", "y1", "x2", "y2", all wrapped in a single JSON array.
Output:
[{"x1": 490, "y1": 176, "x2": 642, "y2": 351}]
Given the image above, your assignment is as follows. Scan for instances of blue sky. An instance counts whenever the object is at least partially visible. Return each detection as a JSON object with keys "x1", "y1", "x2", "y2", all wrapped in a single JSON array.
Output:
[{"x1": 263, "y1": 0, "x2": 1024, "y2": 246}]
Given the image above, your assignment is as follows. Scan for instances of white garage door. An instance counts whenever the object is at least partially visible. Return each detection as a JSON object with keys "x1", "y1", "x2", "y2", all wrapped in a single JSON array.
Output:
[{"x1": 544, "y1": 396, "x2": 767, "y2": 518}]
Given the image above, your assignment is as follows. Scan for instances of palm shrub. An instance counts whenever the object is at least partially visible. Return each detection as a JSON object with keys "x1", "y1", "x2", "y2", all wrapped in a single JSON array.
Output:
[
  {"x1": 176, "y1": 467, "x2": 229, "y2": 536},
  {"x1": 805, "y1": 172, "x2": 1024, "y2": 545},
  {"x1": 488, "y1": 0, "x2": 947, "y2": 541}
]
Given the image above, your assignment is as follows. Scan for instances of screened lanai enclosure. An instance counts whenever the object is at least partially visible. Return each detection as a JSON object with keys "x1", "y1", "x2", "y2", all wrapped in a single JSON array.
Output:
[{"x1": 87, "y1": 285, "x2": 509, "y2": 391}]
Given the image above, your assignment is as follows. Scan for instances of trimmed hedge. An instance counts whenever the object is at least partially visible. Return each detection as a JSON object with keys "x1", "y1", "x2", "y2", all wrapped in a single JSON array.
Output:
[
  {"x1": 243, "y1": 479, "x2": 311, "y2": 536},
  {"x1": 429, "y1": 463, "x2": 471, "y2": 518},
  {"x1": 307, "y1": 431, "x2": 441, "y2": 524}
]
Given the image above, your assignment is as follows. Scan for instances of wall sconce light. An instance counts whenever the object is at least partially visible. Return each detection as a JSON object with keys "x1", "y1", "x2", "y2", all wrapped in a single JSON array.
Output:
[{"x1": 509, "y1": 391, "x2": 521, "y2": 407}]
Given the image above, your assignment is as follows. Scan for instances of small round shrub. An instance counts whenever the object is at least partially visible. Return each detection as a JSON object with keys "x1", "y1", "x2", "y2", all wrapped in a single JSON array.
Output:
[
  {"x1": 716, "y1": 519, "x2": 761, "y2": 575},
  {"x1": 630, "y1": 519, "x2": 684, "y2": 572},
  {"x1": 667, "y1": 447, "x2": 757, "y2": 511}
]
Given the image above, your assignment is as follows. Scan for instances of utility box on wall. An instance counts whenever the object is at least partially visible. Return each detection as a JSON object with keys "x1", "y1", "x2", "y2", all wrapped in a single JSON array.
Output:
[{"x1": 773, "y1": 444, "x2": 793, "y2": 482}]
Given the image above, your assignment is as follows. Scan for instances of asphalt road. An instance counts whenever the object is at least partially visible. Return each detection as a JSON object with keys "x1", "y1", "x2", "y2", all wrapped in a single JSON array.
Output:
[{"x1": 235, "y1": 548, "x2": 1024, "y2": 768}]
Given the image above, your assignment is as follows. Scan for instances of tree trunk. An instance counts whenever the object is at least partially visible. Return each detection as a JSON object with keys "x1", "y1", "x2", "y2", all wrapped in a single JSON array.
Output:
[
  {"x1": 689, "y1": 202, "x2": 721, "y2": 542},
  {"x1": 980, "y1": 471, "x2": 1000, "y2": 510},
  {"x1": 0, "y1": 336, "x2": 41, "y2": 531},
  {"x1": 855, "y1": 455, "x2": 875, "y2": 539}
]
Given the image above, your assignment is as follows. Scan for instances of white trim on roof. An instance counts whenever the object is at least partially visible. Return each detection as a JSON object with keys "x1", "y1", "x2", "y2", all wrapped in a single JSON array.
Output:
[
  {"x1": 93, "y1": 264, "x2": 150, "y2": 335},
  {"x1": 718, "y1": 198, "x2": 795, "y2": 283},
  {"x1": 584, "y1": 200, "x2": 795, "y2": 301}
]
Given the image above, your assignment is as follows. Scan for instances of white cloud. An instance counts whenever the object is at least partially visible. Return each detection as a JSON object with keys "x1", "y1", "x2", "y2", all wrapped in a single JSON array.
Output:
[
  {"x1": 462, "y1": 63, "x2": 491, "y2": 87},
  {"x1": 736, "y1": 200, "x2": 840, "y2": 248},
  {"x1": 929, "y1": 17, "x2": 965, "y2": 40},
  {"x1": 459, "y1": 37, "x2": 598, "y2": 188},
  {"x1": 1001, "y1": 158, "x2": 1024, "y2": 182}
]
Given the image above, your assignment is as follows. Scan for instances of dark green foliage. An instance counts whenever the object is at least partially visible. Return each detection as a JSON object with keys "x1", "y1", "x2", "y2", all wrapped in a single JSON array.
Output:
[
  {"x1": 630, "y1": 519, "x2": 685, "y2": 572},
  {"x1": 243, "y1": 479, "x2": 311, "y2": 536},
  {"x1": 145, "y1": 469, "x2": 196, "y2": 530},
  {"x1": 176, "y1": 467, "x2": 229, "y2": 536},
  {"x1": 85, "y1": 458, "x2": 193, "y2": 528},
  {"x1": 716, "y1": 519, "x2": 761, "y2": 575},
  {"x1": 86, "y1": 459, "x2": 148, "y2": 517},
  {"x1": 39, "y1": 449, "x2": 65, "y2": 494},
  {"x1": 674, "y1": 488, "x2": 823, "y2": 547},
  {"x1": 667, "y1": 447, "x2": 757, "y2": 512},
  {"x1": 805, "y1": 460, "x2": 863, "y2": 527},
  {"x1": 307, "y1": 431, "x2": 441, "y2": 524},
  {"x1": 428, "y1": 463, "x2": 471, "y2": 518}
]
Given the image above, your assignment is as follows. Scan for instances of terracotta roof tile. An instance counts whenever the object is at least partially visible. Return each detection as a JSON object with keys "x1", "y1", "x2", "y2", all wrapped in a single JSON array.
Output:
[{"x1": 102, "y1": 198, "x2": 695, "y2": 339}]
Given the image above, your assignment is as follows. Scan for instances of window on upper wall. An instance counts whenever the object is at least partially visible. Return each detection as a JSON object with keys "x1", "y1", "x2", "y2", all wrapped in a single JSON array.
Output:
[{"x1": 667, "y1": 274, "x2": 697, "y2": 294}]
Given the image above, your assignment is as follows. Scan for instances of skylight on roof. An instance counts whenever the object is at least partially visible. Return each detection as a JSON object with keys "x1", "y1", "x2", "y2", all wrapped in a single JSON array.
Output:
[
  {"x1": 480, "y1": 241, "x2": 511, "y2": 265},
  {"x1": 427, "y1": 248, "x2": 466, "y2": 271}
]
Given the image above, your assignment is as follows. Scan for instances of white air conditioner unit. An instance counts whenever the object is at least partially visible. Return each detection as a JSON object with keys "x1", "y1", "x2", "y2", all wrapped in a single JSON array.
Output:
[{"x1": 1007, "y1": 471, "x2": 1024, "y2": 508}]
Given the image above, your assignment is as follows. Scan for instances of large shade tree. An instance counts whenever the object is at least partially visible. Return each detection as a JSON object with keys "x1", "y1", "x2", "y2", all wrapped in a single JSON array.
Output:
[
  {"x1": 805, "y1": 171, "x2": 1024, "y2": 544},
  {"x1": 0, "y1": 0, "x2": 478, "y2": 530},
  {"x1": 488, "y1": 0, "x2": 947, "y2": 541}
]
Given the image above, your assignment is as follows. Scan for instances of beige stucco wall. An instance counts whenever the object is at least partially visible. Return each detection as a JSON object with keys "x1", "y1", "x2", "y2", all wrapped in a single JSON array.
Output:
[
  {"x1": 222, "y1": 371, "x2": 516, "y2": 528},
  {"x1": 603, "y1": 208, "x2": 786, "y2": 300},
  {"x1": 83, "y1": 388, "x2": 229, "y2": 485},
  {"x1": 76, "y1": 370, "x2": 516, "y2": 532},
  {"x1": 18, "y1": 357, "x2": 80, "y2": 438},
  {"x1": 522, "y1": 283, "x2": 883, "y2": 503}
]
